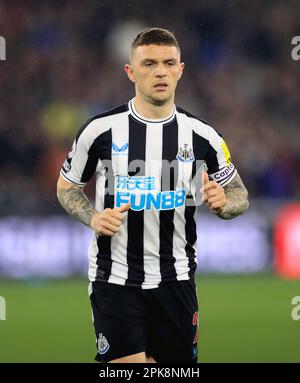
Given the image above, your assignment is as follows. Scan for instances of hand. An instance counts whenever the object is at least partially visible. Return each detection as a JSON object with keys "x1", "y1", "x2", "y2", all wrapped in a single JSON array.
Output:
[
  {"x1": 90, "y1": 202, "x2": 131, "y2": 236},
  {"x1": 201, "y1": 172, "x2": 226, "y2": 214}
]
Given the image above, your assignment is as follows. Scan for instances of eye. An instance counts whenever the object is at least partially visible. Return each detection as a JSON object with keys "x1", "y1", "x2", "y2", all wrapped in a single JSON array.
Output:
[
  {"x1": 167, "y1": 62, "x2": 175, "y2": 66},
  {"x1": 145, "y1": 62, "x2": 153, "y2": 67}
]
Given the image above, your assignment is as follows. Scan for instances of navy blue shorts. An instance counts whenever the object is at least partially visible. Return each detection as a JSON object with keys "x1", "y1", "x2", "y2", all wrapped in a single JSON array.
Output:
[{"x1": 89, "y1": 278, "x2": 199, "y2": 363}]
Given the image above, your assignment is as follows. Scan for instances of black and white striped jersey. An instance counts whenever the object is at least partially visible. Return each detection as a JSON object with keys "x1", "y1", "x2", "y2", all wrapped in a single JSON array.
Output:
[{"x1": 60, "y1": 99, "x2": 237, "y2": 289}]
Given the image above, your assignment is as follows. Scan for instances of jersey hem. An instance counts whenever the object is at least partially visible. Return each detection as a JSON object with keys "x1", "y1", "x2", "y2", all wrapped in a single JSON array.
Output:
[{"x1": 90, "y1": 275, "x2": 195, "y2": 289}]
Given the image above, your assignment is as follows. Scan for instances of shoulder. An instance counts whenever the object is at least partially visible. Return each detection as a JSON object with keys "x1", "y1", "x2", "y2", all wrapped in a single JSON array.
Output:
[
  {"x1": 76, "y1": 103, "x2": 129, "y2": 142},
  {"x1": 176, "y1": 105, "x2": 222, "y2": 142},
  {"x1": 176, "y1": 105, "x2": 208, "y2": 125}
]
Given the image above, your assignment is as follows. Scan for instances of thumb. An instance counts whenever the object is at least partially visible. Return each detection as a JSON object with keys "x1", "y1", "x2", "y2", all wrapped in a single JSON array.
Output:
[
  {"x1": 203, "y1": 171, "x2": 209, "y2": 185},
  {"x1": 116, "y1": 202, "x2": 131, "y2": 213}
]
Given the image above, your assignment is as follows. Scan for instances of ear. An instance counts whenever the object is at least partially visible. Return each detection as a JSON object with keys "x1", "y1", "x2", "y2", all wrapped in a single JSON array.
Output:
[
  {"x1": 177, "y1": 62, "x2": 185, "y2": 81},
  {"x1": 124, "y1": 64, "x2": 136, "y2": 83}
]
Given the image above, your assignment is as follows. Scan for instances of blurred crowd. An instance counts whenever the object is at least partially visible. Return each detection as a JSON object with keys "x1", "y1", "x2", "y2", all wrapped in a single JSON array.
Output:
[{"x1": 0, "y1": 0, "x2": 300, "y2": 214}]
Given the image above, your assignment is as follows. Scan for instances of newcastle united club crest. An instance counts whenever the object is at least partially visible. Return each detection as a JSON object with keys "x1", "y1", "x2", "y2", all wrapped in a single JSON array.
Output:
[
  {"x1": 176, "y1": 144, "x2": 195, "y2": 162},
  {"x1": 97, "y1": 333, "x2": 110, "y2": 355}
]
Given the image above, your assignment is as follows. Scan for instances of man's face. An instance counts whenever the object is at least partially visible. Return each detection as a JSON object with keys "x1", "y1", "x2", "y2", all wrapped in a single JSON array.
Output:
[{"x1": 125, "y1": 44, "x2": 184, "y2": 105}]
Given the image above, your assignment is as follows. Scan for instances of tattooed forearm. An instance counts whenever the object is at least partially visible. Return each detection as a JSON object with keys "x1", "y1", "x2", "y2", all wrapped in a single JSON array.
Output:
[
  {"x1": 217, "y1": 173, "x2": 249, "y2": 220},
  {"x1": 57, "y1": 185, "x2": 96, "y2": 227}
]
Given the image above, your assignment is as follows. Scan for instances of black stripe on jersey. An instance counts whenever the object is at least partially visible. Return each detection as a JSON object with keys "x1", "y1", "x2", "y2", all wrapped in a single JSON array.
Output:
[
  {"x1": 96, "y1": 129, "x2": 114, "y2": 282},
  {"x1": 125, "y1": 115, "x2": 146, "y2": 286},
  {"x1": 185, "y1": 205, "x2": 197, "y2": 278},
  {"x1": 184, "y1": 131, "x2": 210, "y2": 206},
  {"x1": 192, "y1": 130, "x2": 220, "y2": 176},
  {"x1": 183, "y1": 131, "x2": 209, "y2": 277},
  {"x1": 159, "y1": 117, "x2": 178, "y2": 283},
  {"x1": 192, "y1": 131, "x2": 209, "y2": 178},
  {"x1": 81, "y1": 127, "x2": 114, "y2": 183},
  {"x1": 205, "y1": 141, "x2": 220, "y2": 174}
]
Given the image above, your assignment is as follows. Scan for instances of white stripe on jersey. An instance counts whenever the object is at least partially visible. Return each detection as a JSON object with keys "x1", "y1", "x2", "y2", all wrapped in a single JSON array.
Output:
[
  {"x1": 108, "y1": 117, "x2": 130, "y2": 285},
  {"x1": 142, "y1": 122, "x2": 163, "y2": 289},
  {"x1": 172, "y1": 112, "x2": 193, "y2": 281},
  {"x1": 88, "y1": 172, "x2": 106, "y2": 282},
  {"x1": 88, "y1": 233, "x2": 100, "y2": 281}
]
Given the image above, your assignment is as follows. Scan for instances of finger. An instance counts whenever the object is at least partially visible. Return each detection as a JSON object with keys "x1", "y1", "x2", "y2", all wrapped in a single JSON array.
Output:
[
  {"x1": 200, "y1": 172, "x2": 210, "y2": 194},
  {"x1": 205, "y1": 187, "x2": 222, "y2": 199},
  {"x1": 202, "y1": 190, "x2": 213, "y2": 202},
  {"x1": 202, "y1": 188, "x2": 221, "y2": 203},
  {"x1": 201, "y1": 181, "x2": 219, "y2": 193},
  {"x1": 203, "y1": 172, "x2": 209, "y2": 185},
  {"x1": 110, "y1": 210, "x2": 124, "y2": 221},
  {"x1": 102, "y1": 221, "x2": 120, "y2": 233},
  {"x1": 210, "y1": 200, "x2": 226, "y2": 209},
  {"x1": 97, "y1": 228, "x2": 115, "y2": 236},
  {"x1": 200, "y1": 182, "x2": 218, "y2": 196},
  {"x1": 116, "y1": 202, "x2": 131, "y2": 213},
  {"x1": 207, "y1": 194, "x2": 225, "y2": 205},
  {"x1": 109, "y1": 216, "x2": 122, "y2": 227}
]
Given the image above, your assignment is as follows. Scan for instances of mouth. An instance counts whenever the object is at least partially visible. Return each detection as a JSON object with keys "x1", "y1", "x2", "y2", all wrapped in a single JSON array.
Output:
[{"x1": 153, "y1": 82, "x2": 168, "y2": 91}]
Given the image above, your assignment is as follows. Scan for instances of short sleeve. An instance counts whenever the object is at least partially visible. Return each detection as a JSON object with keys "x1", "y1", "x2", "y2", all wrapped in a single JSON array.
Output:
[{"x1": 60, "y1": 120, "x2": 99, "y2": 186}]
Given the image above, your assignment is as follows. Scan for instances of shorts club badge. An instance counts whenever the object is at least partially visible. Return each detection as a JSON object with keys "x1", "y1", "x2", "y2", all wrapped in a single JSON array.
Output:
[{"x1": 97, "y1": 333, "x2": 110, "y2": 355}]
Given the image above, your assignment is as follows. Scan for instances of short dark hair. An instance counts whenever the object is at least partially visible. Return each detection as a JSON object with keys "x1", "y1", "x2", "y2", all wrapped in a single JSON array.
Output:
[{"x1": 131, "y1": 27, "x2": 180, "y2": 56}]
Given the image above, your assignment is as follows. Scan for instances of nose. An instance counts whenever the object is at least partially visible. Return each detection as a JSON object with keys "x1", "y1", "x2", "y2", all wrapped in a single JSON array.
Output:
[{"x1": 154, "y1": 63, "x2": 166, "y2": 78}]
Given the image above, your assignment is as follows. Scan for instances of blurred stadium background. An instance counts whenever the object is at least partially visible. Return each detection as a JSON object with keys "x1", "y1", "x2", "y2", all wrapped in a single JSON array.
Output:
[{"x1": 0, "y1": 0, "x2": 300, "y2": 362}]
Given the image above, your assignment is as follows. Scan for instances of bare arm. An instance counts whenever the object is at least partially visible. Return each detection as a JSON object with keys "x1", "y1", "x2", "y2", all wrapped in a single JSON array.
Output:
[
  {"x1": 56, "y1": 176, "x2": 97, "y2": 227},
  {"x1": 202, "y1": 171, "x2": 249, "y2": 220},
  {"x1": 56, "y1": 176, "x2": 130, "y2": 235},
  {"x1": 216, "y1": 172, "x2": 249, "y2": 220}
]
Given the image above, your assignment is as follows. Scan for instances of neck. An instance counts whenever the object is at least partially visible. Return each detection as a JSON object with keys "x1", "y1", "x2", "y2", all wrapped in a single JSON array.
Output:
[{"x1": 133, "y1": 95, "x2": 174, "y2": 120}]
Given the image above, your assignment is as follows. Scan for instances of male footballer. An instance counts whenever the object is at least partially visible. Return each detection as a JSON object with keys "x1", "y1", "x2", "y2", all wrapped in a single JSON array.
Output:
[{"x1": 57, "y1": 27, "x2": 249, "y2": 363}]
